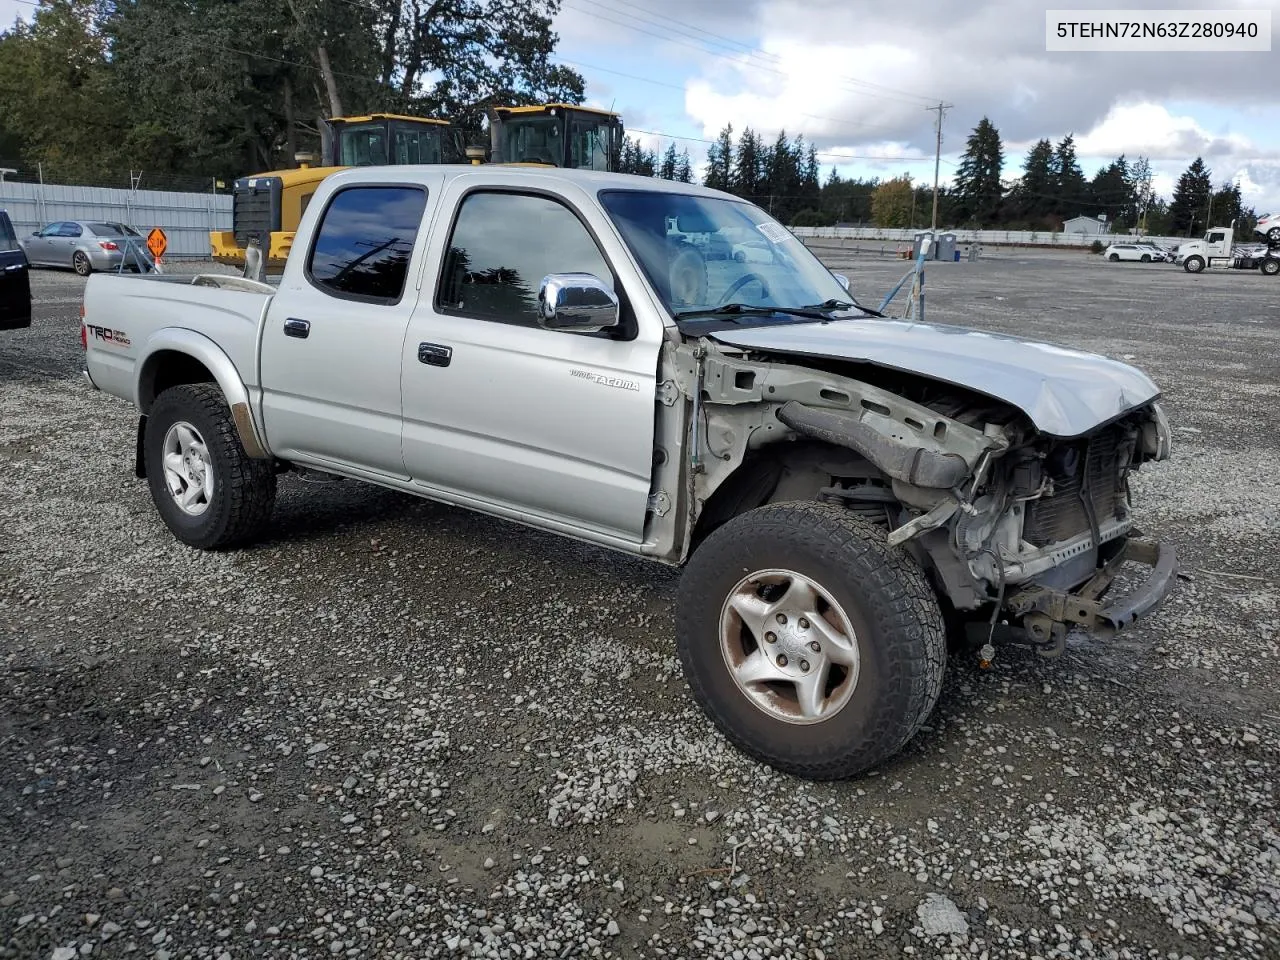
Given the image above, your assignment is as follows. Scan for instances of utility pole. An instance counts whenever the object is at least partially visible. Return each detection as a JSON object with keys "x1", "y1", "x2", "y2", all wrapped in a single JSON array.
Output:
[{"x1": 926, "y1": 102, "x2": 952, "y2": 233}]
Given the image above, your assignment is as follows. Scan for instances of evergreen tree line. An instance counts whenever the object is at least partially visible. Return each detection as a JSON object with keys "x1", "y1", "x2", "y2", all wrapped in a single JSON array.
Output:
[{"x1": 674, "y1": 115, "x2": 1257, "y2": 237}]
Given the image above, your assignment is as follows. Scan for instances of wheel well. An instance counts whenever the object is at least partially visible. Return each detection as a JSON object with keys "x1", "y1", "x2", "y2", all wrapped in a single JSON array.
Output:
[
  {"x1": 139, "y1": 351, "x2": 217, "y2": 413},
  {"x1": 692, "y1": 442, "x2": 890, "y2": 549}
]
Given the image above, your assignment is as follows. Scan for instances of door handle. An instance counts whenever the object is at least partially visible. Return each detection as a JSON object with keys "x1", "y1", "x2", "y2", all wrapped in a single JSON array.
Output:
[
  {"x1": 283, "y1": 318, "x2": 310, "y2": 339},
  {"x1": 418, "y1": 342, "x2": 452, "y2": 367}
]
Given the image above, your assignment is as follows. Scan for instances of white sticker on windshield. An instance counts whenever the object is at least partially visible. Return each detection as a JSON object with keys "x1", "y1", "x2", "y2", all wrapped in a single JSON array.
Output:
[{"x1": 756, "y1": 222, "x2": 793, "y2": 244}]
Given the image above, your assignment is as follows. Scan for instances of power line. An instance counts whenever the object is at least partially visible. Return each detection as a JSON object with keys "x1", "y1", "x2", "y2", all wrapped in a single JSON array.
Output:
[
  {"x1": 563, "y1": 0, "x2": 938, "y2": 110},
  {"x1": 577, "y1": 0, "x2": 941, "y2": 106}
]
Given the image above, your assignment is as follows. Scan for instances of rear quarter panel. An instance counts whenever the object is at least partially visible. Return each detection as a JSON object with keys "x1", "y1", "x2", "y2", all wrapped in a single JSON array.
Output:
[{"x1": 84, "y1": 275, "x2": 273, "y2": 407}]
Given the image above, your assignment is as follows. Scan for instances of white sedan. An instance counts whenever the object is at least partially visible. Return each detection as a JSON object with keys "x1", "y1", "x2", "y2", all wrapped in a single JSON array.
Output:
[
  {"x1": 1255, "y1": 213, "x2": 1278, "y2": 242},
  {"x1": 1104, "y1": 243, "x2": 1160, "y2": 263}
]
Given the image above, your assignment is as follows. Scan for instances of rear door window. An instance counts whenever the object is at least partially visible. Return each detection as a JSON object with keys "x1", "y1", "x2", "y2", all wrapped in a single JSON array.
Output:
[{"x1": 306, "y1": 185, "x2": 428, "y2": 303}]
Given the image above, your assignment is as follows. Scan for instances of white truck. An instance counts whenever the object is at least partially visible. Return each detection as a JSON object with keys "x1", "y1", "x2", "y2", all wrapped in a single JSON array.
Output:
[
  {"x1": 81, "y1": 165, "x2": 1177, "y2": 781},
  {"x1": 1175, "y1": 225, "x2": 1280, "y2": 275}
]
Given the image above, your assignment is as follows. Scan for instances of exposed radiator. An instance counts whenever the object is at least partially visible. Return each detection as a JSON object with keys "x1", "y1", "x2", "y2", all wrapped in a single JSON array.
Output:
[{"x1": 1023, "y1": 431, "x2": 1124, "y2": 547}]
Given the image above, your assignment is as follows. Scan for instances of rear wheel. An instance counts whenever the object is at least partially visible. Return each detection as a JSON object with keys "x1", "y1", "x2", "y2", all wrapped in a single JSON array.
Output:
[
  {"x1": 73, "y1": 252, "x2": 92, "y2": 276},
  {"x1": 1141, "y1": 254, "x2": 1151, "y2": 262},
  {"x1": 1184, "y1": 255, "x2": 1205, "y2": 274},
  {"x1": 676, "y1": 501, "x2": 946, "y2": 780},
  {"x1": 1262, "y1": 258, "x2": 1280, "y2": 276},
  {"x1": 1267, "y1": 227, "x2": 1280, "y2": 242},
  {"x1": 144, "y1": 383, "x2": 276, "y2": 550}
]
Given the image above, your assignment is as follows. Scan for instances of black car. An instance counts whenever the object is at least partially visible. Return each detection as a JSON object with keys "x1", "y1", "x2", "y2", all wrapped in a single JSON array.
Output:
[{"x1": 0, "y1": 210, "x2": 32, "y2": 330}]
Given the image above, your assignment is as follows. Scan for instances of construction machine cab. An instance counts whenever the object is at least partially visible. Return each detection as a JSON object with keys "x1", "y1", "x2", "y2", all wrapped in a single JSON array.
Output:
[
  {"x1": 488, "y1": 104, "x2": 622, "y2": 171},
  {"x1": 319, "y1": 114, "x2": 464, "y2": 167},
  {"x1": 211, "y1": 113, "x2": 461, "y2": 272}
]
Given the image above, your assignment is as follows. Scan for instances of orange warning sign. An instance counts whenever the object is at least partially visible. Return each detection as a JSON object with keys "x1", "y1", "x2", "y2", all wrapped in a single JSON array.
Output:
[{"x1": 146, "y1": 227, "x2": 168, "y2": 262}]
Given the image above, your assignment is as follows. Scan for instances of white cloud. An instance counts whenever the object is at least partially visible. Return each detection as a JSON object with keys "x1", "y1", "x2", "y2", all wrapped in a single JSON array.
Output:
[{"x1": 1072, "y1": 103, "x2": 1265, "y2": 162}]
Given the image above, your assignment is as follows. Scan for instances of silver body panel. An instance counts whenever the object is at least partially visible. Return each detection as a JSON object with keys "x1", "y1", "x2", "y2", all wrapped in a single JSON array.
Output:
[{"x1": 709, "y1": 319, "x2": 1161, "y2": 438}]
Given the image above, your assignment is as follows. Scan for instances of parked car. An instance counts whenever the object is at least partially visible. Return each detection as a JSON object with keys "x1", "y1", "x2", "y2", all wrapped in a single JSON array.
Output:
[
  {"x1": 0, "y1": 210, "x2": 32, "y2": 329},
  {"x1": 1132, "y1": 242, "x2": 1170, "y2": 262},
  {"x1": 1255, "y1": 213, "x2": 1278, "y2": 242},
  {"x1": 1104, "y1": 242, "x2": 1160, "y2": 263},
  {"x1": 81, "y1": 166, "x2": 1177, "y2": 781},
  {"x1": 21, "y1": 220, "x2": 154, "y2": 276}
]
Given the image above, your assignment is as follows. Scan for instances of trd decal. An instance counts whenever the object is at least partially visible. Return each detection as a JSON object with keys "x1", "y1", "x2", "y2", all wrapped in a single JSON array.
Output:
[{"x1": 86, "y1": 323, "x2": 131, "y2": 347}]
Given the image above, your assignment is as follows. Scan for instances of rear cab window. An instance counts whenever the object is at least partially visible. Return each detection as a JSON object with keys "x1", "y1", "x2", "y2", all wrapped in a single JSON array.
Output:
[{"x1": 306, "y1": 185, "x2": 428, "y2": 303}]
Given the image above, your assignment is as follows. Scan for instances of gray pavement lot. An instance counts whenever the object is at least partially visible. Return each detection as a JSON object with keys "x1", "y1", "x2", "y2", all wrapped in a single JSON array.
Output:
[{"x1": 1, "y1": 252, "x2": 1277, "y2": 960}]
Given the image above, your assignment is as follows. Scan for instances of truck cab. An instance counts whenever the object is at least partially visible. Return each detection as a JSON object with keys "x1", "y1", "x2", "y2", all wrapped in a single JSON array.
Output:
[{"x1": 1176, "y1": 225, "x2": 1280, "y2": 275}]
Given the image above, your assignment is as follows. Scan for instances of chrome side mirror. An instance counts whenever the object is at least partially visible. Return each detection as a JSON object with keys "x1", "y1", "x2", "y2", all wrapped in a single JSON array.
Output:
[
  {"x1": 537, "y1": 273, "x2": 620, "y2": 333},
  {"x1": 833, "y1": 273, "x2": 850, "y2": 292}
]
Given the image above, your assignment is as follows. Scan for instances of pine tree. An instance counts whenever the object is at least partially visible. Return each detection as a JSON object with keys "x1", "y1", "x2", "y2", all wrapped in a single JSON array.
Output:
[
  {"x1": 1088, "y1": 156, "x2": 1133, "y2": 228},
  {"x1": 674, "y1": 148, "x2": 692, "y2": 183},
  {"x1": 802, "y1": 143, "x2": 821, "y2": 210},
  {"x1": 1169, "y1": 157, "x2": 1212, "y2": 234},
  {"x1": 1210, "y1": 179, "x2": 1244, "y2": 229},
  {"x1": 1052, "y1": 134, "x2": 1087, "y2": 218},
  {"x1": 952, "y1": 117, "x2": 1004, "y2": 225},
  {"x1": 1009, "y1": 139, "x2": 1054, "y2": 224},
  {"x1": 703, "y1": 123, "x2": 734, "y2": 191},
  {"x1": 659, "y1": 143, "x2": 677, "y2": 181},
  {"x1": 732, "y1": 128, "x2": 763, "y2": 201}
]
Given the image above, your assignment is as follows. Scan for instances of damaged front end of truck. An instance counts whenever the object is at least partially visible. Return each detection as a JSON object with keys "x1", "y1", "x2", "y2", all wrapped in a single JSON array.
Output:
[{"x1": 664, "y1": 331, "x2": 1177, "y2": 659}]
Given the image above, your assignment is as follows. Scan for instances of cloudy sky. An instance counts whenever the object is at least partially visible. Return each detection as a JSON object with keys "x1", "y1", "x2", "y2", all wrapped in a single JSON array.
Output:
[
  {"x1": 552, "y1": 0, "x2": 1280, "y2": 214},
  {"x1": 1, "y1": 0, "x2": 1276, "y2": 213}
]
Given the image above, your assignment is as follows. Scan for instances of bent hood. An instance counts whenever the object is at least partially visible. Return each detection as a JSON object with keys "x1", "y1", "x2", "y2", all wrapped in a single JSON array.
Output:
[{"x1": 709, "y1": 318, "x2": 1161, "y2": 438}]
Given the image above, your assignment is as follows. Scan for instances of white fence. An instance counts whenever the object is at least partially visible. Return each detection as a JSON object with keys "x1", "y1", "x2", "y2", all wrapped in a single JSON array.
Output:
[
  {"x1": 792, "y1": 226, "x2": 1188, "y2": 249},
  {"x1": 0, "y1": 180, "x2": 231, "y2": 260}
]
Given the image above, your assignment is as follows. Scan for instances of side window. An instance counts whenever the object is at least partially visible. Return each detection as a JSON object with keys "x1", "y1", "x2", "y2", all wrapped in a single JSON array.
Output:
[
  {"x1": 60, "y1": 223, "x2": 83, "y2": 238},
  {"x1": 307, "y1": 185, "x2": 427, "y2": 303},
  {"x1": 43, "y1": 222, "x2": 66, "y2": 237},
  {"x1": 1208, "y1": 232, "x2": 1225, "y2": 243},
  {"x1": 437, "y1": 191, "x2": 612, "y2": 327}
]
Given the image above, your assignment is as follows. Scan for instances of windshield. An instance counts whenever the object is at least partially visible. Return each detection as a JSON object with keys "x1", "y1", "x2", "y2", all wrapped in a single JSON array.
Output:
[
  {"x1": 501, "y1": 116, "x2": 563, "y2": 166},
  {"x1": 569, "y1": 116, "x2": 616, "y2": 171},
  {"x1": 599, "y1": 189, "x2": 852, "y2": 323}
]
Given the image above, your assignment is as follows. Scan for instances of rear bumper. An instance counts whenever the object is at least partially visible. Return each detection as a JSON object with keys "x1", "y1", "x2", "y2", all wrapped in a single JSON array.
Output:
[{"x1": 1003, "y1": 537, "x2": 1179, "y2": 647}]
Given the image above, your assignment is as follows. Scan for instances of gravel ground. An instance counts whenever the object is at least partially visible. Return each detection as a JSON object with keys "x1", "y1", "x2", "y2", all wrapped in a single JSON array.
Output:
[{"x1": 2, "y1": 253, "x2": 1277, "y2": 960}]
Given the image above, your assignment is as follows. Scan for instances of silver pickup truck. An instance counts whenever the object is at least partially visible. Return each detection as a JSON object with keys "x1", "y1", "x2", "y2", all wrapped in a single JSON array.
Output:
[{"x1": 82, "y1": 166, "x2": 1176, "y2": 780}]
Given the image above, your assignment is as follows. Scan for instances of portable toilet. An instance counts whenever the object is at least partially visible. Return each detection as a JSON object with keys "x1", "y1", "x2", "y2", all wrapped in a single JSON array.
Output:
[
  {"x1": 936, "y1": 233, "x2": 957, "y2": 261},
  {"x1": 912, "y1": 232, "x2": 938, "y2": 259}
]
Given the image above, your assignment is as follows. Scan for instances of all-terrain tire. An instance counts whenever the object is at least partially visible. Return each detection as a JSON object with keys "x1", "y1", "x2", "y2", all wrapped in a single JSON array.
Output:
[
  {"x1": 144, "y1": 383, "x2": 276, "y2": 550},
  {"x1": 676, "y1": 500, "x2": 947, "y2": 780}
]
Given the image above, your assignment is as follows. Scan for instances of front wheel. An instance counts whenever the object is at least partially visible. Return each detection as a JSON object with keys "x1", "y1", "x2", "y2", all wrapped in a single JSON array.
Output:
[
  {"x1": 1267, "y1": 227, "x2": 1280, "y2": 242},
  {"x1": 1108, "y1": 253, "x2": 1119, "y2": 262},
  {"x1": 675, "y1": 501, "x2": 946, "y2": 780},
  {"x1": 1141, "y1": 254, "x2": 1151, "y2": 262},
  {"x1": 144, "y1": 383, "x2": 277, "y2": 549},
  {"x1": 1184, "y1": 255, "x2": 1205, "y2": 274},
  {"x1": 73, "y1": 252, "x2": 92, "y2": 276}
]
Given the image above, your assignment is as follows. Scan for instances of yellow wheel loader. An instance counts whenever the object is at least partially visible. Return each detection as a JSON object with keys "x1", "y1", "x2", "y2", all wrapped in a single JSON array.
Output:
[
  {"x1": 209, "y1": 106, "x2": 624, "y2": 271},
  {"x1": 209, "y1": 114, "x2": 461, "y2": 270}
]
